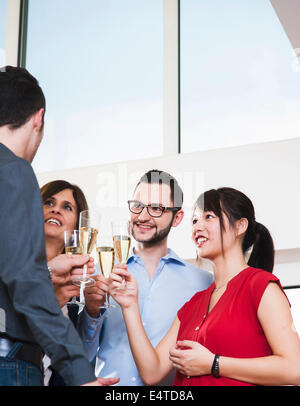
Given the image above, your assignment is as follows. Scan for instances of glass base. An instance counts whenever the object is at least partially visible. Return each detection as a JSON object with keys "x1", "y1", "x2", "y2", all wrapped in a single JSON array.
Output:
[
  {"x1": 72, "y1": 276, "x2": 96, "y2": 287},
  {"x1": 100, "y1": 303, "x2": 116, "y2": 309},
  {"x1": 69, "y1": 296, "x2": 85, "y2": 306},
  {"x1": 69, "y1": 299, "x2": 84, "y2": 306}
]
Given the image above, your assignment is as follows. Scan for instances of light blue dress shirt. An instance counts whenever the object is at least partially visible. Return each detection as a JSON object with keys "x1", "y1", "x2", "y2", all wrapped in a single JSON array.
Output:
[{"x1": 77, "y1": 248, "x2": 213, "y2": 386}]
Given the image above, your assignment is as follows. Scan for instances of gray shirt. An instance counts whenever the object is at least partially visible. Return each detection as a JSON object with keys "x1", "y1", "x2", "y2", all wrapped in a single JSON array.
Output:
[{"x1": 0, "y1": 143, "x2": 95, "y2": 385}]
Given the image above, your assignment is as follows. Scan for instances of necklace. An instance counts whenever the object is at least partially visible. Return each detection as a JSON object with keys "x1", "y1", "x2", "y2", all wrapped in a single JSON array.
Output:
[
  {"x1": 213, "y1": 276, "x2": 233, "y2": 292},
  {"x1": 213, "y1": 283, "x2": 228, "y2": 292}
]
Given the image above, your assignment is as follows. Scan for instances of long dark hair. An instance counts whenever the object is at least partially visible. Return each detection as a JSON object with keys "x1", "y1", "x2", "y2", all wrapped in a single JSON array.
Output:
[
  {"x1": 40, "y1": 180, "x2": 88, "y2": 229},
  {"x1": 195, "y1": 187, "x2": 274, "y2": 273}
]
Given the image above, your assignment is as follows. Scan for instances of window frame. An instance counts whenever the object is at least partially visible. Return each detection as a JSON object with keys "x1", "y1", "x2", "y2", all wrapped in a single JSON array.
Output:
[
  {"x1": 5, "y1": 0, "x2": 300, "y2": 162},
  {"x1": 7, "y1": 0, "x2": 181, "y2": 160},
  {"x1": 283, "y1": 285, "x2": 300, "y2": 335}
]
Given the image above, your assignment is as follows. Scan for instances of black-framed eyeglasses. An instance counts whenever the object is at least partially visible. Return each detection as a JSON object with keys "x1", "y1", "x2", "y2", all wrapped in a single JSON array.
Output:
[{"x1": 128, "y1": 200, "x2": 180, "y2": 218}]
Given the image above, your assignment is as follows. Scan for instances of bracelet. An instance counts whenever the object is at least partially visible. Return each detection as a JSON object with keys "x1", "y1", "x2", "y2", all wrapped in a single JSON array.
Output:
[
  {"x1": 211, "y1": 354, "x2": 220, "y2": 378},
  {"x1": 47, "y1": 265, "x2": 52, "y2": 280}
]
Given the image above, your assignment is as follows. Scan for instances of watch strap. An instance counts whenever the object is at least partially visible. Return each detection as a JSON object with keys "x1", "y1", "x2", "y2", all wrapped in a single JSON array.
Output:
[{"x1": 211, "y1": 354, "x2": 220, "y2": 378}]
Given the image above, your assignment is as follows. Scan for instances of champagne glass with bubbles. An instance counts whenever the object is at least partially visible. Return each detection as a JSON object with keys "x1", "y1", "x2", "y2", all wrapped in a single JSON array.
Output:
[
  {"x1": 96, "y1": 234, "x2": 116, "y2": 309},
  {"x1": 111, "y1": 219, "x2": 132, "y2": 291},
  {"x1": 64, "y1": 229, "x2": 83, "y2": 305},
  {"x1": 72, "y1": 210, "x2": 100, "y2": 288}
]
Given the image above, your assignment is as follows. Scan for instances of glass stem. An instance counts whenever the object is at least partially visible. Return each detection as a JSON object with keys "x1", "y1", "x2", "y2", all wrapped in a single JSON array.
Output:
[
  {"x1": 79, "y1": 282, "x2": 85, "y2": 305},
  {"x1": 83, "y1": 263, "x2": 87, "y2": 280}
]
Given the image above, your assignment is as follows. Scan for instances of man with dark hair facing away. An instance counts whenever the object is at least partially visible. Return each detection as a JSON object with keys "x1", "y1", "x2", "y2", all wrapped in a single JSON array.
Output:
[{"x1": 0, "y1": 66, "x2": 118, "y2": 386}]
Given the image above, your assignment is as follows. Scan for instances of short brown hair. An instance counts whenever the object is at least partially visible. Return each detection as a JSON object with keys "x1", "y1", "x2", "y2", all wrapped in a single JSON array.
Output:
[{"x1": 135, "y1": 169, "x2": 183, "y2": 209}]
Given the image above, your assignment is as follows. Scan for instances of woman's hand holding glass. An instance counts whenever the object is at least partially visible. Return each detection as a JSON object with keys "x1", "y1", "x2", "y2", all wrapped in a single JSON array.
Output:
[
  {"x1": 84, "y1": 275, "x2": 109, "y2": 317},
  {"x1": 109, "y1": 264, "x2": 138, "y2": 308}
]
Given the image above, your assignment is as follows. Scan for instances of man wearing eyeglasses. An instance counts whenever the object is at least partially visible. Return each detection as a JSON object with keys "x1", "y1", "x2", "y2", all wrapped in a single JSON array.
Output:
[{"x1": 78, "y1": 169, "x2": 213, "y2": 385}]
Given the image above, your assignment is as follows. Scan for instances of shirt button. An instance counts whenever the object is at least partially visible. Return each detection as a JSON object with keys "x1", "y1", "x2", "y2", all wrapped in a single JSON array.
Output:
[
  {"x1": 146, "y1": 296, "x2": 150, "y2": 299},
  {"x1": 131, "y1": 377, "x2": 136, "y2": 382},
  {"x1": 195, "y1": 326, "x2": 199, "y2": 331}
]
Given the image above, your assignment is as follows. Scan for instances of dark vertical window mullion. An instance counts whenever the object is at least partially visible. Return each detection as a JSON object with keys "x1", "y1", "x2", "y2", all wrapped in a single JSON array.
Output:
[{"x1": 18, "y1": 0, "x2": 29, "y2": 68}]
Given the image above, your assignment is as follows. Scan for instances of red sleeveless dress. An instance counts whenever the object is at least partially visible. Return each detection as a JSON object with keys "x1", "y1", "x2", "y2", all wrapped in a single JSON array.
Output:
[{"x1": 174, "y1": 267, "x2": 288, "y2": 386}]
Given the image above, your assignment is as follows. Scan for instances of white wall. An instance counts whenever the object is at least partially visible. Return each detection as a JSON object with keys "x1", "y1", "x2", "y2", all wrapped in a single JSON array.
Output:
[{"x1": 36, "y1": 137, "x2": 300, "y2": 286}]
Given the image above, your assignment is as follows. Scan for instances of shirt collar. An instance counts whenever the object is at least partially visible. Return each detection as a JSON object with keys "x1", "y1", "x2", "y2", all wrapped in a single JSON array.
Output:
[
  {"x1": 0, "y1": 142, "x2": 17, "y2": 157},
  {"x1": 127, "y1": 247, "x2": 185, "y2": 265}
]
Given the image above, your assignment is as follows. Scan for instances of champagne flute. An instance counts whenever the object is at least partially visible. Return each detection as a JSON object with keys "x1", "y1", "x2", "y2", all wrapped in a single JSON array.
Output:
[
  {"x1": 96, "y1": 235, "x2": 116, "y2": 309},
  {"x1": 72, "y1": 210, "x2": 100, "y2": 288},
  {"x1": 64, "y1": 230, "x2": 83, "y2": 305},
  {"x1": 111, "y1": 220, "x2": 132, "y2": 291}
]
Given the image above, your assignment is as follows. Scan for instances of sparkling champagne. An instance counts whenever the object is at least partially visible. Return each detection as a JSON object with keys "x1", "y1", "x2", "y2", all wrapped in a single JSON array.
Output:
[
  {"x1": 80, "y1": 227, "x2": 98, "y2": 254},
  {"x1": 113, "y1": 235, "x2": 131, "y2": 263},
  {"x1": 65, "y1": 246, "x2": 82, "y2": 255},
  {"x1": 97, "y1": 247, "x2": 114, "y2": 278}
]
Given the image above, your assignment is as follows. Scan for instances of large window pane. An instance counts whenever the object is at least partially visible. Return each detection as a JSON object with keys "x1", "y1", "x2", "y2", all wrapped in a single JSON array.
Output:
[
  {"x1": 180, "y1": 0, "x2": 300, "y2": 153},
  {"x1": 0, "y1": 0, "x2": 7, "y2": 66},
  {"x1": 26, "y1": 0, "x2": 163, "y2": 173}
]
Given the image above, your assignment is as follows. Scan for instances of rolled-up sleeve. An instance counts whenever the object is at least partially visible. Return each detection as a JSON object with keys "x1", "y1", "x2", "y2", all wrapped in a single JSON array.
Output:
[{"x1": 77, "y1": 307, "x2": 105, "y2": 362}]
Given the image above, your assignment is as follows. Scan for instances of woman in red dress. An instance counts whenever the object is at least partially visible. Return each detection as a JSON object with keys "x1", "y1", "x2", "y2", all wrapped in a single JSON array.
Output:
[{"x1": 110, "y1": 187, "x2": 300, "y2": 386}]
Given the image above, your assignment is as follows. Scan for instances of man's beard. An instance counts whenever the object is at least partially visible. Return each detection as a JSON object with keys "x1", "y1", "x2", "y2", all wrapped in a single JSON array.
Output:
[{"x1": 131, "y1": 220, "x2": 173, "y2": 245}]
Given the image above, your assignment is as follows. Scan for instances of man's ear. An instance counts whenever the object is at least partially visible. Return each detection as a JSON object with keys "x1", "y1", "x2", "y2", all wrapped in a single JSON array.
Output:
[
  {"x1": 32, "y1": 108, "x2": 45, "y2": 131},
  {"x1": 172, "y1": 209, "x2": 184, "y2": 228}
]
